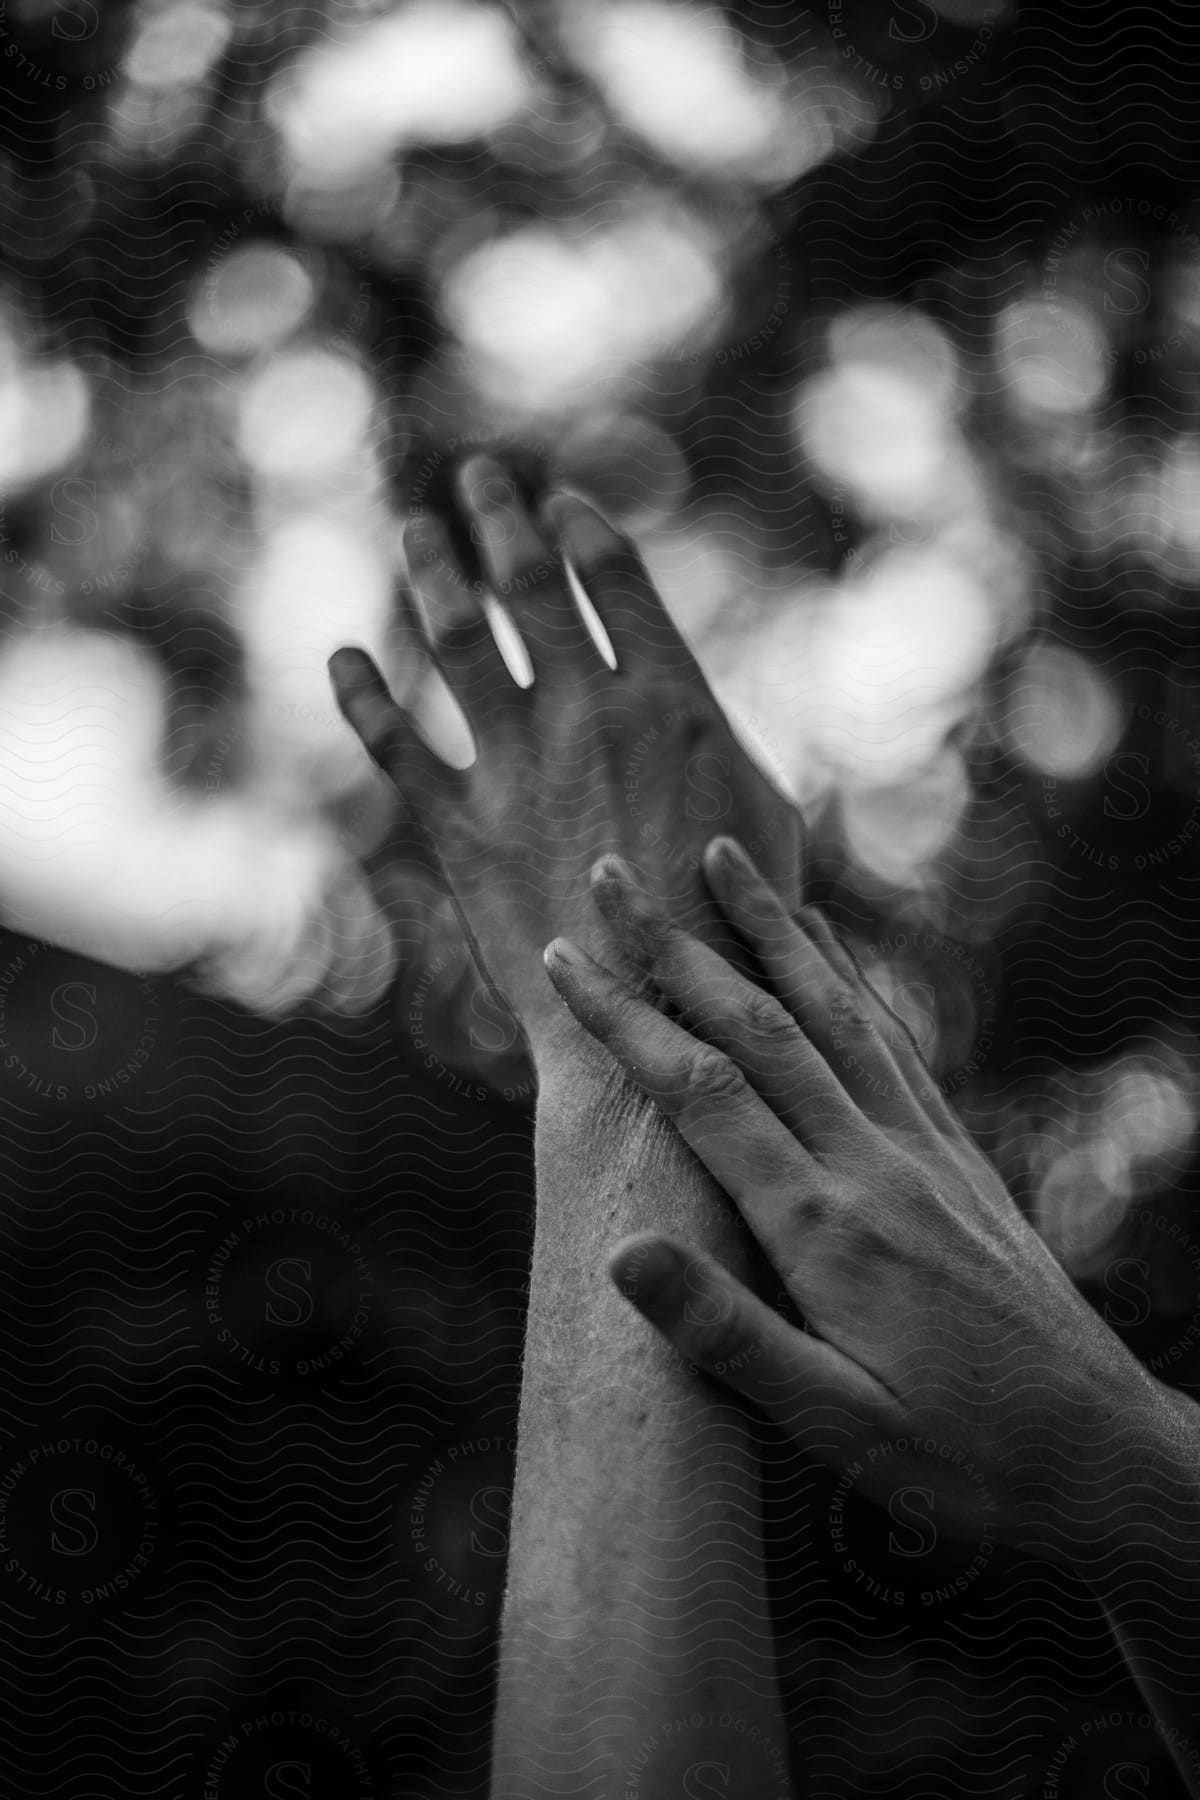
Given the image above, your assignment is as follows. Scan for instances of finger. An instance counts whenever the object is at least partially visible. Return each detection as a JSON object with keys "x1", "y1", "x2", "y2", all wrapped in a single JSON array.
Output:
[
  {"x1": 543, "y1": 936, "x2": 833, "y2": 1273},
  {"x1": 402, "y1": 513, "x2": 519, "y2": 725},
  {"x1": 798, "y1": 904, "x2": 920, "y2": 1058},
  {"x1": 541, "y1": 490, "x2": 699, "y2": 677},
  {"x1": 702, "y1": 837, "x2": 942, "y2": 1131},
  {"x1": 609, "y1": 1234, "x2": 893, "y2": 1449},
  {"x1": 795, "y1": 903, "x2": 851, "y2": 970},
  {"x1": 590, "y1": 856, "x2": 869, "y2": 1157},
  {"x1": 456, "y1": 455, "x2": 553, "y2": 596},
  {"x1": 329, "y1": 646, "x2": 463, "y2": 814},
  {"x1": 457, "y1": 458, "x2": 605, "y2": 678},
  {"x1": 797, "y1": 903, "x2": 957, "y2": 1128}
]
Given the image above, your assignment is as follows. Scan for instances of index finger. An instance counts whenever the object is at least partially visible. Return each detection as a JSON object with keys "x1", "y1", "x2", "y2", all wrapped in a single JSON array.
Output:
[{"x1": 542, "y1": 937, "x2": 832, "y2": 1265}]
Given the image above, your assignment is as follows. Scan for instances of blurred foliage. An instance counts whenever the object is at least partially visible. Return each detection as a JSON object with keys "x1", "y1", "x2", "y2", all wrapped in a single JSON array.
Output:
[{"x1": 1, "y1": 0, "x2": 1199, "y2": 1794}]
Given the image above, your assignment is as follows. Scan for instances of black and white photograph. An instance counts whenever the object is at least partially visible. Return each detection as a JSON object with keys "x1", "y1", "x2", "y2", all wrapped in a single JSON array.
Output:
[{"x1": 0, "y1": 1, "x2": 1197, "y2": 1794}]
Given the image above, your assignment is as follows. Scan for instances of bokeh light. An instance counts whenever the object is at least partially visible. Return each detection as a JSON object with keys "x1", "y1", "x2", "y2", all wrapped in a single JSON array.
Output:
[
  {"x1": 270, "y1": 1, "x2": 535, "y2": 183},
  {"x1": 237, "y1": 344, "x2": 376, "y2": 477},
  {"x1": 841, "y1": 746, "x2": 972, "y2": 887},
  {"x1": 441, "y1": 208, "x2": 726, "y2": 411},
  {"x1": 827, "y1": 303, "x2": 964, "y2": 414},
  {"x1": 551, "y1": 412, "x2": 689, "y2": 527},
  {"x1": 243, "y1": 515, "x2": 392, "y2": 793},
  {"x1": 0, "y1": 357, "x2": 89, "y2": 492},
  {"x1": 1004, "y1": 642, "x2": 1124, "y2": 780},
  {"x1": 126, "y1": 2, "x2": 233, "y2": 91},
  {"x1": 189, "y1": 242, "x2": 318, "y2": 359},
  {"x1": 994, "y1": 297, "x2": 1111, "y2": 415},
  {"x1": 560, "y1": 1, "x2": 868, "y2": 186},
  {"x1": 1154, "y1": 432, "x2": 1200, "y2": 577},
  {"x1": 1028, "y1": 1047, "x2": 1199, "y2": 1276},
  {"x1": 796, "y1": 360, "x2": 954, "y2": 516},
  {"x1": 807, "y1": 549, "x2": 998, "y2": 780}
]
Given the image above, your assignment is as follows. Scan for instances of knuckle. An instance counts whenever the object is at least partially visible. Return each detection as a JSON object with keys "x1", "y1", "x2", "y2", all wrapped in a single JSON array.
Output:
[
  {"x1": 741, "y1": 986, "x2": 795, "y2": 1048},
  {"x1": 835, "y1": 987, "x2": 870, "y2": 1028},
  {"x1": 777, "y1": 1179, "x2": 827, "y2": 1231},
  {"x1": 684, "y1": 1043, "x2": 746, "y2": 1105},
  {"x1": 834, "y1": 987, "x2": 882, "y2": 1041},
  {"x1": 849, "y1": 1221, "x2": 897, "y2": 1264}
]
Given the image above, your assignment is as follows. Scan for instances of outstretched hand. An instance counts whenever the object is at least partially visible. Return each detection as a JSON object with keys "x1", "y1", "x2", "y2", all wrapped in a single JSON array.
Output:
[
  {"x1": 543, "y1": 840, "x2": 1171, "y2": 1568},
  {"x1": 330, "y1": 460, "x2": 801, "y2": 1082}
]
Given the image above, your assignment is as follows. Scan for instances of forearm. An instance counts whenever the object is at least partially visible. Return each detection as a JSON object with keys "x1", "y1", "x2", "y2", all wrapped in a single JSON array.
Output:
[
  {"x1": 1069, "y1": 1380, "x2": 1200, "y2": 1795},
  {"x1": 491, "y1": 1022, "x2": 794, "y2": 1799}
]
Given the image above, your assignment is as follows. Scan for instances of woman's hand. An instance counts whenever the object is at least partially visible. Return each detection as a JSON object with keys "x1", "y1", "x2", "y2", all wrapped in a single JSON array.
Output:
[
  {"x1": 330, "y1": 460, "x2": 801, "y2": 1083},
  {"x1": 542, "y1": 839, "x2": 1173, "y2": 1570}
]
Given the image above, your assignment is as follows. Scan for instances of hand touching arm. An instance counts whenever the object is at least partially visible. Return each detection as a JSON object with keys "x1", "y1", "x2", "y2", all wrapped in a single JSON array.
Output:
[{"x1": 545, "y1": 840, "x2": 1200, "y2": 1797}]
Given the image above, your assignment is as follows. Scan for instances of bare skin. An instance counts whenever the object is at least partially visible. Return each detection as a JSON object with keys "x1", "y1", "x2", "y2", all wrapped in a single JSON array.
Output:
[
  {"x1": 545, "y1": 846, "x2": 1200, "y2": 1797},
  {"x1": 332, "y1": 463, "x2": 800, "y2": 1055},
  {"x1": 335, "y1": 460, "x2": 1200, "y2": 1795},
  {"x1": 331, "y1": 461, "x2": 804, "y2": 1796}
]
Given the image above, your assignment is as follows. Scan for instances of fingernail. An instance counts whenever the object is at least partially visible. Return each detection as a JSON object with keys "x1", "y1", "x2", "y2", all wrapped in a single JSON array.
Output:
[
  {"x1": 328, "y1": 646, "x2": 382, "y2": 694},
  {"x1": 705, "y1": 836, "x2": 754, "y2": 878},
  {"x1": 590, "y1": 853, "x2": 640, "y2": 889},
  {"x1": 542, "y1": 491, "x2": 617, "y2": 561},
  {"x1": 610, "y1": 1238, "x2": 685, "y2": 1308},
  {"x1": 458, "y1": 455, "x2": 511, "y2": 510},
  {"x1": 459, "y1": 452, "x2": 503, "y2": 483},
  {"x1": 329, "y1": 645, "x2": 367, "y2": 679},
  {"x1": 590, "y1": 859, "x2": 668, "y2": 945},
  {"x1": 544, "y1": 937, "x2": 587, "y2": 968}
]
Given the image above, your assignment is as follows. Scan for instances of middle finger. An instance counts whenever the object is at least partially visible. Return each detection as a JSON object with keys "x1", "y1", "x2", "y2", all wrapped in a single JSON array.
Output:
[{"x1": 456, "y1": 457, "x2": 608, "y2": 679}]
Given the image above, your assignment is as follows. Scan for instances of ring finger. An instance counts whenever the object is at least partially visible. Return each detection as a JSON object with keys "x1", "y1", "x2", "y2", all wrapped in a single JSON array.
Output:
[{"x1": 402, "y1": 513, "x2": 519, "y2": 728}]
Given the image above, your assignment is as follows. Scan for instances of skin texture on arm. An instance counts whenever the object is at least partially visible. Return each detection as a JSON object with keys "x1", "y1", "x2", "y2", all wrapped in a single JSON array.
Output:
[
  {"x1": 504, "y1": 1042, "x2": 794, "y2": 1799},
  {"x1": 544, "y1": 841, "x2": 1200, "y2": 1797},
  {"x1": 331, "y1": 464, "x2": 805, "y2": 1796}
]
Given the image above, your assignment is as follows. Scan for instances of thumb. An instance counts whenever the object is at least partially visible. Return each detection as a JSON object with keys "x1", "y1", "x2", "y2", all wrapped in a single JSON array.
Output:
[{"x1": 608, "y1": 1234, "x2": 895, "y2": 1460}]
